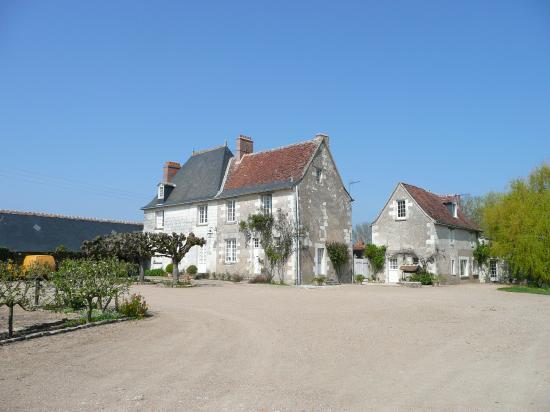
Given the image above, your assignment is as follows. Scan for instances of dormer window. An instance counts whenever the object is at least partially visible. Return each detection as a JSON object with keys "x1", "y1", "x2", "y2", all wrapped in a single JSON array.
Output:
[
  {"x1": 445, "y1": 202, "x2": 458, "y2": 218},
  {"x1": 158, "y1": 184, "x2": 165, "y2": 200}
]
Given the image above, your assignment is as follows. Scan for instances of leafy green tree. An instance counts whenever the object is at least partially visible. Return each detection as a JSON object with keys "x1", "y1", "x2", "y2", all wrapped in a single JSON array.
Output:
[
  {"x1": 26, "y1": 262, "x2": 53, "y2": 306},
  {"x1": 0, "y1": 262, "x2": 32, "y2": 337},
  {"x1": 151, "y1": 233, "x2": 206, "y2": 285},
  {"x1": 460, "y1": 193, "x2": 502, "y2": 227},
  {"x1": 364, "y1": 244, "x2": 387, "y2": 280},
  {"x1": 483, "y1": 164, "x2": 550, "y2": 285},
  {"x1": 326, "y1": 242, "x2": 350, "y2": 282},
  {"x1": 240, "y1": 210, "x2": 301, "y2": 283}
]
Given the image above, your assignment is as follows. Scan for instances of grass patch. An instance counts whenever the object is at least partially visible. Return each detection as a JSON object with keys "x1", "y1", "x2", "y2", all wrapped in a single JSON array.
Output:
[
  {"x1": 498, "y1": 286, "x2": 550, "y2": 295},
  {"x1": 64, "y1": 309, "x2": 125, "y2": 327}
]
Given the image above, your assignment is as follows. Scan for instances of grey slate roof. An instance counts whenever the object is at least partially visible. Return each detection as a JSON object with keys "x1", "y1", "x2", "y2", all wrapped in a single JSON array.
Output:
[
  {"x1": 0, "y1": 210, "x2": 143, "y2": 252},
  {"x1": 142, "y1": 146, "x2": 233, "y2": 209}
]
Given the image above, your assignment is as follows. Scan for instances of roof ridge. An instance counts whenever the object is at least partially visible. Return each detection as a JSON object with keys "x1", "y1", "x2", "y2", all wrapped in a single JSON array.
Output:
[
  {"x1": 192, "y1": 145, "x2": 229, "y2": 157},
  {"x1": 238, "y1": 137, "x2": 318, "y2": 160},
  {"x1": 0, "y1": 210, "x2": 143, "y2": 226}
]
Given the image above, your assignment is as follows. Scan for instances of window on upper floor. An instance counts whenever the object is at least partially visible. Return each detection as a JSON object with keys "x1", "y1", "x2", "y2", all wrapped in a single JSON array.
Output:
[
  {"x1": 198, "y1": 205, "x2": 208, "y2": 224},
  {"x1": 261, "y1": 194, "x2": 272, "y2": 215},
  {"x1": 397, "y1": 200, "x2": 406, "y2": 219},
  {"x1": 227, "y1": 200, "x2": 236, "y2": 223},
  {"x1": 155, "y1": 210, "x2": 164, "y2": 229},
  {"x1": 446, "y1": 202, "x2": 458, "y2": 218},
  {"x1": 158, "y1": 184, "x2": 164, "y2": 200},
  {"x1": 315, "y1": 168, "x2": 323, "y2": 183}
]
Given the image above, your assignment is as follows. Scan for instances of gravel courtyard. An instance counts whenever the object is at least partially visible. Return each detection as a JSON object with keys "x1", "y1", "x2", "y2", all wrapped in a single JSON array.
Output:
[{"x1": 1, "y1": 282, "x2": 549, "y2": 411}]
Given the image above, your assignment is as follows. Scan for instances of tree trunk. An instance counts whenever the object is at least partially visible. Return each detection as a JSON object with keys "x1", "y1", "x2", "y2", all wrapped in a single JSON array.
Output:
[
  {"x1": 86, "y1": 298, "x2": 94, "y2": 323},
  {"x1": 8, "y1": 305, "x2": 14, "y2": 338},
  {"x1": 139, "y1": 262, "x2": 145, "y2": 283},
  {"x1": 172, "y1": 259, "x2": 179, "y2": 285},
  {"x1": 34, "y1": 278, "x2": 41, "y2": 306}
]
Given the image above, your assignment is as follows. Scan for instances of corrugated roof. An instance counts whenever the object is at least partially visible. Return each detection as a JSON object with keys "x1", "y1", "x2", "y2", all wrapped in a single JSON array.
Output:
[
  {"x1": 0, "y1": 210, "x2": 143, "y2": 252},
  {"x1": 402, "y1": 183, "x2": 481, "y2": 231}
]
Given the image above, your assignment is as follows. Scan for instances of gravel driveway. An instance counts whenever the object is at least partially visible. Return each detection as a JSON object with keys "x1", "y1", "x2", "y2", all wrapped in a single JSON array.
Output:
[{"x1": 1, "y1": 282, "x2": 549, "y2": 411}]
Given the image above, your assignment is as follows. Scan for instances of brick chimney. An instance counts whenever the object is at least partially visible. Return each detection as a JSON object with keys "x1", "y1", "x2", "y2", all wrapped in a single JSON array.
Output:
[
  {"x1": 236, "y1": 135, "x2": 253, "y2": 161},
  {"x1": 163, "y1": 161, "x2": 181, "y2": 183}
]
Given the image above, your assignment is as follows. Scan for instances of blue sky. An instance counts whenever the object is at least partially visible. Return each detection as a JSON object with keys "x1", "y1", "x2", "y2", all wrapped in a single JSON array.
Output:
[{"x1": 1, "y1": 1, "x2": 549, "y2": 224}]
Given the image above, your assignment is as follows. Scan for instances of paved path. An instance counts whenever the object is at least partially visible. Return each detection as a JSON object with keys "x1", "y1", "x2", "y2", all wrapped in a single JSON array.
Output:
[{"x1": 1, "y1": 282, "x2": 549, "y2": 411}]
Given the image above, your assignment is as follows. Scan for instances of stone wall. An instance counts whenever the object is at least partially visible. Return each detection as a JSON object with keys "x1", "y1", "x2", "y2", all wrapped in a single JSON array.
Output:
[{"x1": 298, "y1": 140, "x2": 352, "y2": 284}]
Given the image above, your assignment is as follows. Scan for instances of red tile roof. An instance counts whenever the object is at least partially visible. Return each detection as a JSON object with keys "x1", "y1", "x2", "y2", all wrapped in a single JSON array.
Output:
[
  {"x1": 402, "y1": 183, "x2": 481, "y2": 231},
  {"x1": 223, "y1": 140, "x2": 320, "y2": 190}
]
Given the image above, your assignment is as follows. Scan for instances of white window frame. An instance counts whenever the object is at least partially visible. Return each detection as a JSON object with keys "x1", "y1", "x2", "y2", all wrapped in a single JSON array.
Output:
[
  {"x1": 316, "y1": 247, "x2": 326, "y2": 276},
  {"x1": 459, "y1": 257, "x2": 469, "y2": 278},
  {"x1": 389, "y1": 258, "x2": 398, "y2": 270},
  {"x1": 226, "y1": 200, "x2": 236, "y2": 223},
  {"x1": 198, "y1": 204, "x2": 208, "y2": 225},
  {"x1": 490, "y1": 260, "x2": 498, "y2": 278},
  {"x1": 253, "y1": 238, "x2": 260, "y2": 248},
  {"x1": 451, "y1": 259, "x2": 456, "y2": 276},
  {"x1": 449, "y1": 228, "x2": 455, "y2": 245},
  {"x1": 396, "y1": 200, "x2": 406, "y2": 219},
  {"x1": 261, "y1": 194, "x2": 272, "y2": 215},
  {"x1": 451, "y1": 202, "x2": 458, "y2": 218},
  {"x1": 198, "y1": 245, "x2": 207, "y2": 265},
  {"x1": 158, "y1": 184, "x2": 164, "y2": 200},
  {"x1": 225, "y1": 239, "x2": 237, "y2": 263},
  {"x1": 155, "y1": 210, "x2": 164, "y2": 229}
]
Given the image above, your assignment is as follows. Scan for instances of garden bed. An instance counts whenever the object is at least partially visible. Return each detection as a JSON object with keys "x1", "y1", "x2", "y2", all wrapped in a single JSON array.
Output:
[{"x1": 498, "y1": 286, "x2": 550, "y2": 295}]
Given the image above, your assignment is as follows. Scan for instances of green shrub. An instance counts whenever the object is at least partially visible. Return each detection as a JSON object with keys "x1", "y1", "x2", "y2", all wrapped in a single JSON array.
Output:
[
  {"x1": 187, "y1": 265, "x2": 198, "y2": 275},
  {"x1": 409, "y1": 271, "x2": 434, "y2": 285},
  {"x1": 165, "y1": 263, "x2": 173, "y2": 274},
  {"x1": 231, "y1": 274, "x2": 243, "y2": 282},
  {"x1": 249, "y1": 275, "x2": 270, "y2": 284},
  {"x1": 145, "y1": 269, "x2": 165, "y2": 277},
  {"x1": 119, "y1": 293, "x2": 148, "y2": 318},
  {"x1": 312, "y1": 276, "x2": 326, "y2": 286},
  {"x1": 355, "y1": 274, "x2": 365, "y2": 283}
]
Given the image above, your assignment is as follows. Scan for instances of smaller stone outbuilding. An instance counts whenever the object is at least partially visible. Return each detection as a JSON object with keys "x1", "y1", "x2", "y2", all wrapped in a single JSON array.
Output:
[{"x1": 371, "y1": 183, "x2": 482, "y2": 284}]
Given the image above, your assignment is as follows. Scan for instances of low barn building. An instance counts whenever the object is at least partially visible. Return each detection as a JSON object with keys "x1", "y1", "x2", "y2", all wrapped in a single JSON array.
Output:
[{"x1": 0, "y1": 210, "x2": 143, "y2": 255}]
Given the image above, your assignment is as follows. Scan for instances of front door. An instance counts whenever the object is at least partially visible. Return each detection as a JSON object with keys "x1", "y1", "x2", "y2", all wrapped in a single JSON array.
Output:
[
  {"x1": 388, "y1": 258, "x2": 400, "y2": 283},
  {"x1": 197, "y1": 245, "x2": 207, "y2": 274},
  {"x1": 317, "y1": 248, "x2": 325, "y2": 276}
]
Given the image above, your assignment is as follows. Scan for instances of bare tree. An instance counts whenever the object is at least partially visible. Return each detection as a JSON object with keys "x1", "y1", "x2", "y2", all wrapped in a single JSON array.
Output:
[{"x1": 0, "y1": 262, "x2": 32, "y2": 338}]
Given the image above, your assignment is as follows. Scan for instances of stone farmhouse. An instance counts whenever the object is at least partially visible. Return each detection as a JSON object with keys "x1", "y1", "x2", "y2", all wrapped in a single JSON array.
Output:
[
  {"x1": 142, "y1": 134, "x2": 352, "y2": 284},
  {"x1": 371, "y1": 183, "x2": 481, "y2": 284}
]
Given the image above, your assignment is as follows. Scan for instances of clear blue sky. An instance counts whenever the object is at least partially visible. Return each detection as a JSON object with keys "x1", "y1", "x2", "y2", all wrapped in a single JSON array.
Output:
[{"x1": 1, "y1": 1, "x2": 549, "y2": 224}]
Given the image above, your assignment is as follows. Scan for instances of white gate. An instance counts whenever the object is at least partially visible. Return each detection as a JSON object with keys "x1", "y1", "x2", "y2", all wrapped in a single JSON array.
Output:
[{"x1": 354, "y1": 258, "x2": 370, "y2": 276}]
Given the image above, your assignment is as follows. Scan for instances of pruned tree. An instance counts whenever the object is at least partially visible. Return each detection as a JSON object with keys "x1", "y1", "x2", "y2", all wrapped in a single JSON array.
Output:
[
  {"x1": 54, "y1": 258, "x2": 131, "y2": 322},
  {"x1": 26, "y1": 262, "x2": 53, "y2": 306},
  {"x1": 240, "y1": 209, "x2": 301, "y2": 284},
  {"x1": 0, "y1": 261, "x2": 32, "y2": 338},
  {"x1": 326, "y1": 241, "x2": 350, "y2": 282},
  {"x1": 82, "y1": 232, "x2": 154, "y2": 282},
  {"x1": 151, "y1": 233, "x2": 206, "y2": 285}
]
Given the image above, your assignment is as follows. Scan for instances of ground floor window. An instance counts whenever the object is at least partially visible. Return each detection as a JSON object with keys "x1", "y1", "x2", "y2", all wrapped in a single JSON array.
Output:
[
  {"x1": 490, "y1": 260, "x2": 498, "y2": 278},
  {"x1": 459, "y1": 258, "x2": 469, "y2": 277},
  {"x1": 225, "y1": 239, "x2": 236, "y2": 263},
  {"x1": 389, "y1": 258, "x2": 398, "y2": 270},
  {"x1": 451, "y1": 259, "x2": 456, "y2": 276}
]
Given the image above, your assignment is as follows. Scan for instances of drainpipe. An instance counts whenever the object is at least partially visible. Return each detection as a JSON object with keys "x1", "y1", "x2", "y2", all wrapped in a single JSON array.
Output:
[{"x1": 295, "y1": 184, "x2": 301, "y2": 285}]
